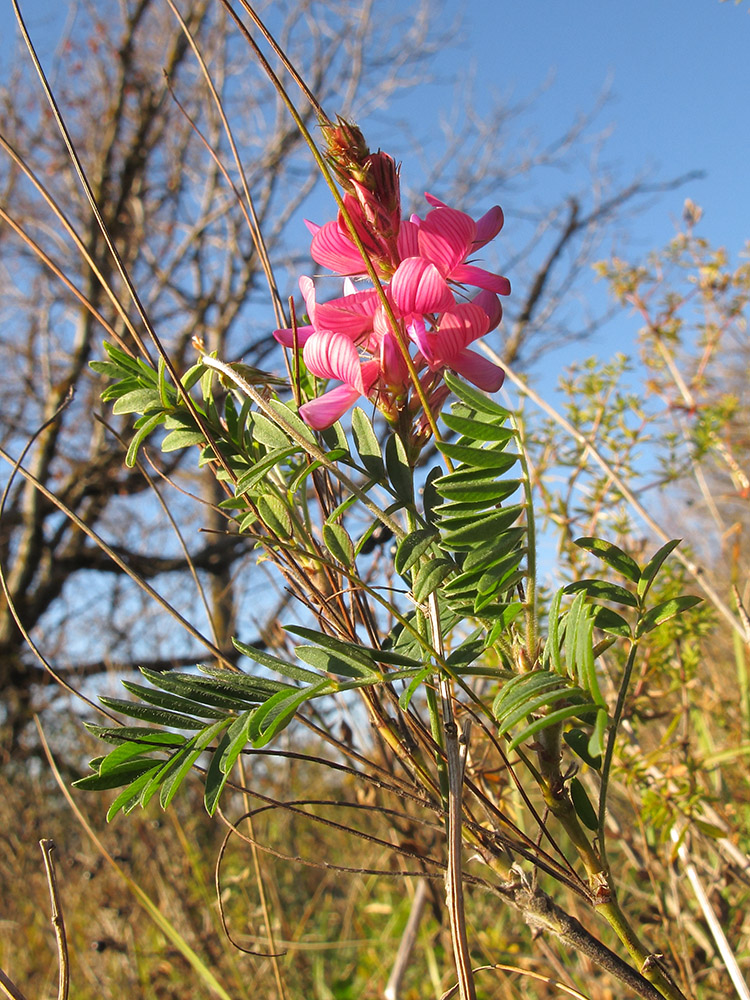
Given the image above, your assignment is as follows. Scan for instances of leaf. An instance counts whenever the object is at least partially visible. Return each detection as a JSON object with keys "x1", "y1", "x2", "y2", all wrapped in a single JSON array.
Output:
[
  {"x1": 563, "y1": 727, "x2": 602, "y2": 770},
  {"x1": 486, "y1": 603, "x2": 525, "y2": 644},
  {"x1": 284, "y1": 626, "x2": 379, "y2": 672},
  {"x1": 563, "y1": 592, "x2": 585, "y2": 682},
  {"x1": 564, "y1": 579, "x2": 639, "y2": 608},
  {"x1": 506, "y1": 702, "x2": 598, "y2": 753},
  {"x1": 412, "y1": 557, "x2": 455, "y2": 604},
  {"x1": 438, "y1": 441, "x2": 518, "y2": 470},
  {"x1": 441, "y1": 412, "x2": 513, "y2": 442},
  {"x1": 181, "y1": 361, "x2": 207, "y2": 391},
  {"x1": 461, "y1": 528, "x2": 526, "y2": 571},
  {"x1": 398, "y1": 666, "x2": 432, "y2": 711},
  {"x1": 570, "y1": 777, "x2": 599, "y2": 831},
  {"x1": 423, "y1": 466, "x2": 443, "y2": 527},
  {"x1": 232, "y1": 638, "x2": 321, "y2": 684},
  {"x1": 545, "y1": 588, "x2": 564, "y2": 674},
  {"x1": 265, "y1": 398, "x2": 317, "y2": 446},
  {"x1": 493, "y1": 671, "x2": 567, "y2": 722},
  {"x1": 320, "y1": 420, "x2": 347, "y2": 453},
  {"x1": 440, "y1": 505, "x2": 523, "y2": 549},
  {"x1": 394, "y1": 529, "x2": 438, "y2": 576},
  {"x1": 219, "y1": 711, "x2": 254, "y2": 775},
  {"x1": 161, "y1": 428, "x2": 206, "y2": 452},
  {"x1": 112, "y1": 387, "x2": 161, "y2": 415},
  {"x1": 588, "y1": 708, "x2": 608, "y2": 759},
  {"x1": 125, "y1": 412, "x2": 165, "y2": 467},
  {"x1": 496, "y1": 681, "x2": 583, "y2": 735},
  {"x1": 385, "y1": 432, "x2": 414, "y2": 504},
  {"x1": 637, "y1": 539, "x2": 682, "y2": 599},
  {"x1": 121, "y1": 681, "x2": 229, "y2": 719},
  {"x1": 591, "y1": 606, "x2": 632, "y2": 638},
  {"x1": 73, "y1": 758, "x2": 158, "y2": 791},
  {"x1": 434, "y1": 477, "x2": 522, "y2": 503},
  {"x1": 159, "y1": 744, "x2": 205, "y2": 810},
  {"x1": 296, "y1": 645, "x2": 376, "y2": 679},
  {"x1": 575, "y1": 608, "x2": 606, "y2": 706},
  {"x1": 106, "y1": 765, "x2": 164, "y2": 821},
  {"x1": 248, "y1": 682, "x2": 329, "y2": 748},
  {"x1": 443, "y1": 371, "x2": 509, "y2": 416},
  {"x1": 99, "y1": 697, "x2": 207, "y2": 730},
  {"x1": 249, "y1": 412, "x2": 291, "y2": 449},
  {"x1": 635, "y1": 595, "x2": 702, "y2": 637},
  {"x1": 351, "y1": 407, "x2": 385, "y2": 478},
  {"x1": 136, "y1": 668, "x2": 257, "y2": 711},
  {"x1": 204, "y1": 733, "x2": 233, "y2": 815},
  {"x1": 323, "y1": 522, "x2": 355, "y2": 566},
  {"x1": 98, "y1": 733, "x2": 187, "y2": 775},
  {"x1": 256, "y1": 494, "x2": 293, "y2": 538},
  {"x1": 574, "y1": 537, "x2": 641, "y2": 584}
]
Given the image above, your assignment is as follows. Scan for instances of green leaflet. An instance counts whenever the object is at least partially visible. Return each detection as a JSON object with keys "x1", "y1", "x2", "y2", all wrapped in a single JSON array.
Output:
[
  {"x1": 323, "y1": 522, "x2": 355, "y2": 566},
  {"x1": 574, "y1": 536, "x2": 641, "y2": 584},
  {"x1": 73, "y1": 758, "x2": 158, "y2": 792},
  {"x1": 112, "y1": 387, "x2": 162, "y2": 415},
  {"x1": 232, "y1": 637, "x2": 322, "y2": 684},
  {"x1": 635, "y1": 595, "x2": 703, "y2": 637},
  {"x1": 412, "y1": 557, "x2": 455, "y2": 603},
  {"x1": 394, "y1": 529, "x2": 438, "y2": 576},
  {"x1": 564, "y1": 579, "x2": 639, "y2": 608},
  {"x1": 247, "y1": 411, "x2": 292, "y2": 450},
  {"x1": 385, "y1": 432, "x2": 414, "y2": 504},
  {"x1": 98, "y1": 697, "x2": 207, "y2": 730},
  {"x1": 443, "y1": 371, "x2": 509, "y2": 417},
  {"x1": 351, "y1": 407, "x2": 385, "y2": 479},
  {"x1": 570, "y1": 777, "x2": 599, "y2": 831},
  {"x1": 637, "y1": 539, "x2": 682, "y2": 599},
  {"x1": 441, "y1": 412, "x2": 514, "y2": 442}
]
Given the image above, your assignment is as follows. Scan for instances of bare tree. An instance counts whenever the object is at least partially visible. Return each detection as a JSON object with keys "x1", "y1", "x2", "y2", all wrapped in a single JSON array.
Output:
[{"x1": 0, "y1": 0, "x2": 680, "y2": 755}]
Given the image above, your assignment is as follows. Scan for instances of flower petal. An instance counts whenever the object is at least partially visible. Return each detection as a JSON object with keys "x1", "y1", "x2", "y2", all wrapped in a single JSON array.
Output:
[
  {"x1": 435, "y1": 304, "x2": 490, "y2": 358},
  {"x1": 471, "y1": 290, "x2": 503, "y2": 332},
  {"x1": 474, "y1": 206, "x2": 504, "y2": 249},
  {"x1": 300, "y1": 384, "x2": 362, "y2": 429},
  {"x1": 273, "y1": 324, "x2": 315, "y2": 348},
  {"x1": 303, "y1": 332, "x2": 365, "y2": 392},
  {"x1": 310, "y1": 220, "x2": 366, "y2": 275},
  {"x1": 418, "y1": 207, "x2": 476, "y2": 275},
  {"x1": 391, "y1": 257, "x2": 455, "y2": 315},
  {"x1": 451, "y1": 263, "x2": 511, "y2": 295},
  {"x1": 449, "y1": 350, "x2": 505, "y2": 393},
  {"x1": 424, "y1": 192, "x2": 449, "y2": 209},
  {"x1": 396, "y1": 218, "x2": 420, "y2": 260},
  {"x1": 407, "y1": 317, "x2": 434, "y2": 364},
  {"x1": 313, "y1": 288, "x2": 379, "y2": 338}
]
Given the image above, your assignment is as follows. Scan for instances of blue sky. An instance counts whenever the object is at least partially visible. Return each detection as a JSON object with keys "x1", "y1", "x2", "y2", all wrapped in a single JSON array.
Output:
[
  {"x1": 3, "y1": 0, "x2": 747, "y2": 381},
  {"x1": 5, "y1": 0, "x2": 747, "y2": 252},
  {"x1": 460, "y1": 0, "x2": 750, "y2": 253}
]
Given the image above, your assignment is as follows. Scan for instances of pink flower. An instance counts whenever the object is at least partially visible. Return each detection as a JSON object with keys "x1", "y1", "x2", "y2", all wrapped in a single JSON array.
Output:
[
  {"x1": 299, "y1": 332, "x2": 380, "y2": 429},
  {"x1": 414, "y1": 198, "x2": 511, "y2": 296},
  {"x1": 276, "y1": 176, "x2": 510, "y2": 432},
  {"x1": 273, "y1": 276, "x2": 378, "y2": 347},
  {"x1": 409, "y1": 298, "x2": 505, "y2": 393}
]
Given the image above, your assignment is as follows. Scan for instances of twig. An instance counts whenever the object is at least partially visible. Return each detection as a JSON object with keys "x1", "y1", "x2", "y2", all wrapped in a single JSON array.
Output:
[
  {"x1": 428, "y1": 592, "x2": 476, "y2": 1000},
  {"x1": 385, "y1": 880, "x2": 429, "y2": 1000},
  {"x1": 669, "y1": 827, "x2": 750, "y2": 1000},
  {"x1": 39, "y1": 840, "x2": 69, "y2": 1000},
  {"x1": 0, "y1": 968, "x2": 28, "y2": 1000},
  {"x1": 482, "y1": 344, "x2": 745, "y2": 642}
]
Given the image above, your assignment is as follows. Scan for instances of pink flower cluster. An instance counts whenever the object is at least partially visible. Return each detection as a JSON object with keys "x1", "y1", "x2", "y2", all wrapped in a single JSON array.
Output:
[{"x1": 274, "y1": 155, "x2": 510, "y2": 432}]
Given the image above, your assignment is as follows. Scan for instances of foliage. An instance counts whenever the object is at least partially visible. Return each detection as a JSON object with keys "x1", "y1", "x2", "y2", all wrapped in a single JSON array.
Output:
[{"x1": 2, "y1": 3, "x2": 749, "y2": 1000}]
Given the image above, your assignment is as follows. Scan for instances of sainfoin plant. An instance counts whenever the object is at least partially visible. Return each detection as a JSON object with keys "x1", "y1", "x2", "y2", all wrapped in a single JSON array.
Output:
[{"x1": 7, "y1": 4, "x2": 746, "y2": 1000}]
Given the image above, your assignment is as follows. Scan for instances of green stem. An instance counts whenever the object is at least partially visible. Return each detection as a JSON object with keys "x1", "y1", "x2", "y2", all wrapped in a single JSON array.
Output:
[{"x1": 597, "y1": 638, "x2": 640, "y2": 871}]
